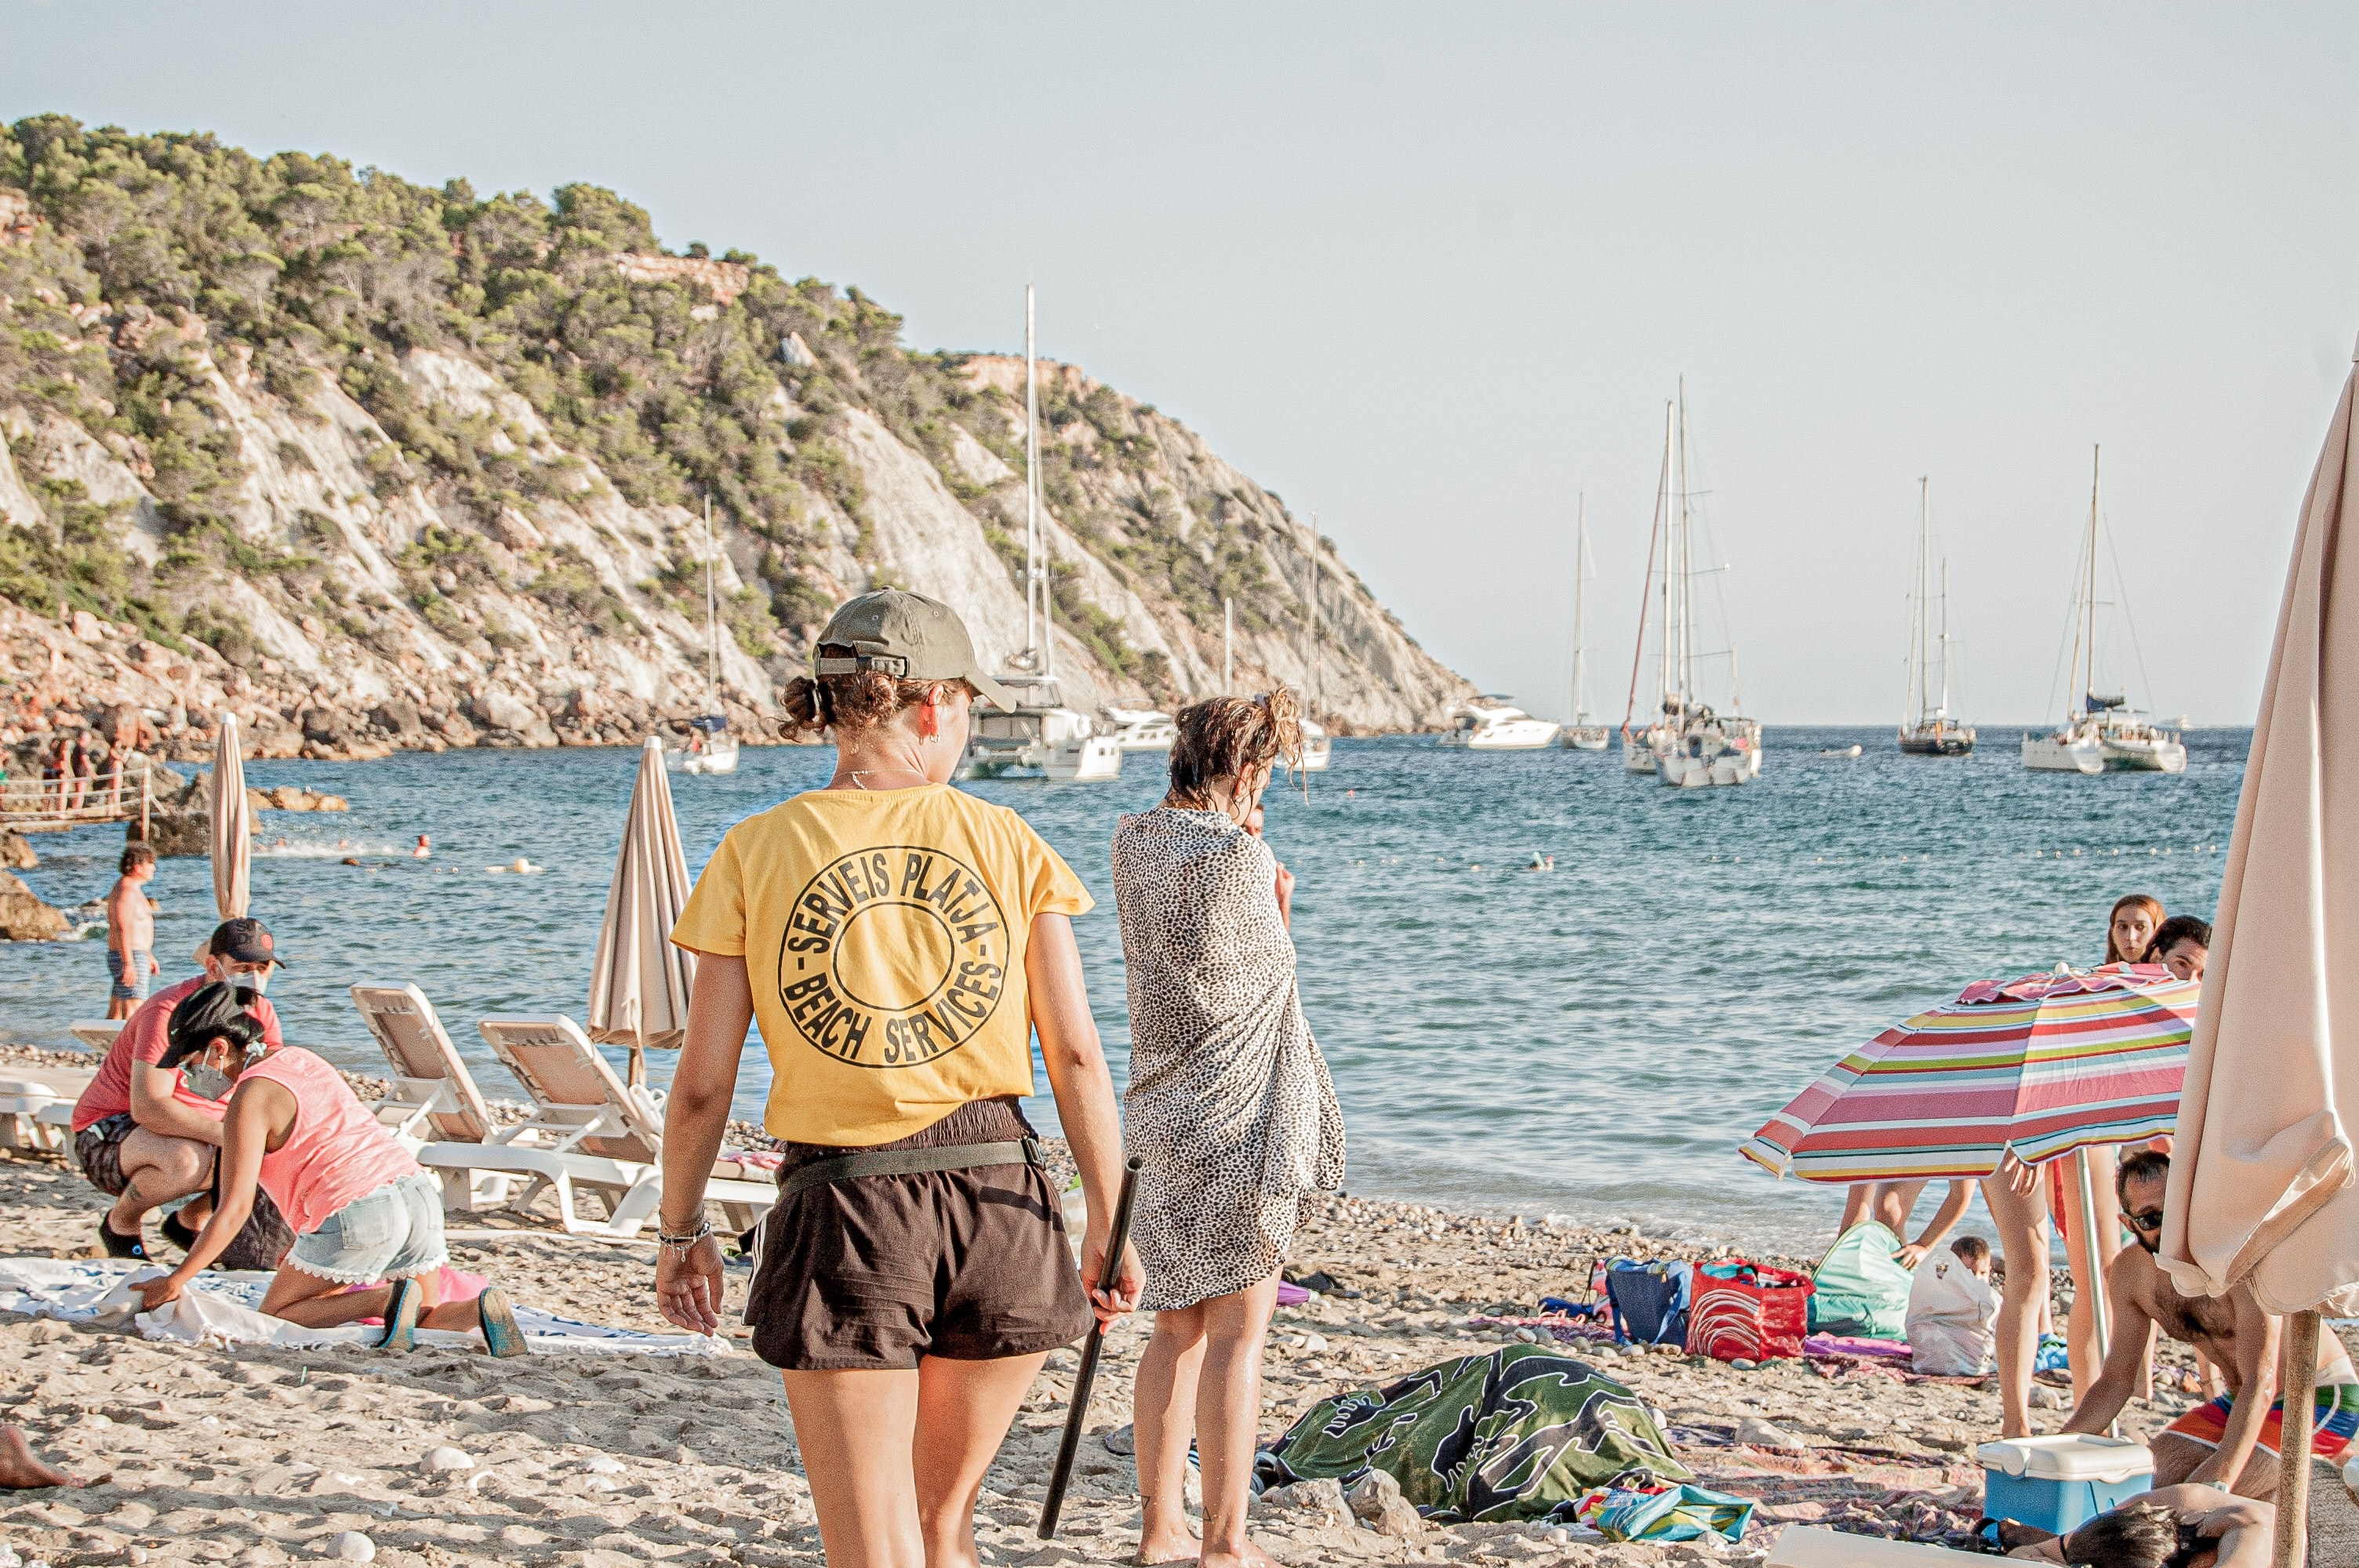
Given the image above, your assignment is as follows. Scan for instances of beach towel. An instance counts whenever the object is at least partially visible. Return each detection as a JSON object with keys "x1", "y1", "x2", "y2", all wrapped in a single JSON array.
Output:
[
  {"x1": 1904, "y1": 1254, "x2": 1997, "y2": 1376},
  {"x1": 1253, "y1": 1345, "x2": 1691, "y2": 1523},
  {"x1": 1808, "y1": 1222, "x2": 1914, "y2": 1340},
  {"x1": 1687, "y1": 1259, "x2": 1812, "y2": 1362},
  {"x1": 1573, "y1": 1480, "x2": 1754, "y2": 1543},
  {"x1": 0, "y1": 1257, "x2": 726, "y2": 1356}
]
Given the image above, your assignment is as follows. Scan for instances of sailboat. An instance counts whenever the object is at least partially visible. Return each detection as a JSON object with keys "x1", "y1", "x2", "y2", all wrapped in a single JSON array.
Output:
[
  {"x1": 2022, "y1": 447, "x2": 2186, "y2": 776},
  {"x1": 1297, "y1": 528, "x2": 1332, "y2": 771},
  {"x1": 667, "y1": 496, "x2": 740, "y2": 776},
  {"x1": 1561, "y1": 497, "x2": 1609, "y2": 750},
  {"x1": 960, "y1": 286, "x2": 1123, "y2": 784},
  {"x1": 1898, "y1": 478, "x2": 1975, "y2": 757},
  {"x1": 1621, "y1": 387, "x2": 1763, "y2": 787}
]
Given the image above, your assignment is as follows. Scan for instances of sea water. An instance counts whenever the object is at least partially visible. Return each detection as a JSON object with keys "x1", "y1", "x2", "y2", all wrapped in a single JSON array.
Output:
[{"x1": 0, "y1": 728, "x2": 2243, "y2": 1257}]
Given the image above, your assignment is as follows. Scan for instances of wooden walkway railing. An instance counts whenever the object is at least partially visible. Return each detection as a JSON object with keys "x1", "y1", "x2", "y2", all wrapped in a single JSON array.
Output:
[{"x1": 0, "y1": 761, "x2": 159, "y2": 834}]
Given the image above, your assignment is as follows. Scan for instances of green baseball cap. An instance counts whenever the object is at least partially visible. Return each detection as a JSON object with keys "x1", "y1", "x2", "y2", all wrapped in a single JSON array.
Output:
[{"x1": 813, "y1": 590, "x2": 1016, "y2": 710}]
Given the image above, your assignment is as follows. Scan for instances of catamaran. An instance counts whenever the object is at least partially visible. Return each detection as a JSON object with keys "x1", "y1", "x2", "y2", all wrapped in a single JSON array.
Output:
[
  {"x1": 1100, "y1": 707, "x2": 1176, "y2": 750},
  {"x1": 1561, "y1": 498, "x2": 1609, "y2": 750},
  {"x1": 667, "y1": 495, "x2": 740, "y2": 776},
  {"x1": 958, "y1": 286, "x2": 1122, "y2": 784},
  {"x1": 2022, "y1": 447, "x2": 2185, "y2": 776},
  {"x1": 1898, "y1": 477, "x2": 1975, "y2": 757},
  {"x1": 1621, "y1": 387, "x2": 1762, "y2": 787}
]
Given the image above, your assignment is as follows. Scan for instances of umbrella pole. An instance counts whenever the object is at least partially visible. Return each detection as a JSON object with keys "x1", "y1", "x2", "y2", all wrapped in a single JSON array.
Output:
[
  {"x1": 2069, "y1": 1150, "x2": 2114, "y2": 1432},
  {"x1": 627, "y1": 1045, "x2": 645, "y2": 1091},
  {"x1": 2274, "y1": 1308, "x2": 2320, "y2": 1568}
]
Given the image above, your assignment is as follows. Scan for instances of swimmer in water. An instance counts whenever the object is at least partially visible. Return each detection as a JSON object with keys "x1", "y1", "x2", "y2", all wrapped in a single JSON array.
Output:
[
  {"x1": 413, "y1": 833, "x2": 431, "y2": 860},
  {"x1": 1526, "y1": 852, "x2": 1554, "y2": 871}
]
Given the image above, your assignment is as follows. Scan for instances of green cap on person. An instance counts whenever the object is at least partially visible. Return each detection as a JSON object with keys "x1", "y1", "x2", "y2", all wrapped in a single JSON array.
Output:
[{"x1": 813, "y1": 590, "x2": 1016, "y2": 711}]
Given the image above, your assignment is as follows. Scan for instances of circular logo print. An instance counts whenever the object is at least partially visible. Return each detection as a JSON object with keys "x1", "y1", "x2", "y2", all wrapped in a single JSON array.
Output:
[{"x1": 775, "y1": 845, "x2": 1009, "y2": 1069}]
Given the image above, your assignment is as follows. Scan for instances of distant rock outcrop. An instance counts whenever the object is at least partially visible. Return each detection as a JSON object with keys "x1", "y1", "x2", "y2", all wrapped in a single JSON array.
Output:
[{"x1": 0, "y1": 870, "x2": 67, "y2": 940}]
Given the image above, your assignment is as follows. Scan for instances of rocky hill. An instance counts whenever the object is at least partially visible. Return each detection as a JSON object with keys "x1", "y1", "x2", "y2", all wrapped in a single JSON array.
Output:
[{"x1": 0, "y1": 117, "x2": 1469, "y2": 764}]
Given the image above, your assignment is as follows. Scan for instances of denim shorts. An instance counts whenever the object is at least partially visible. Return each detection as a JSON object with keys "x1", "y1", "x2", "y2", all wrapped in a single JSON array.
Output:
[
  {"x1": 285, "y1": 1171, "x2": 449, "y2": 1284},
  {"x1": 107, "y1": 948, "x2": 151, "y2": 1003}
]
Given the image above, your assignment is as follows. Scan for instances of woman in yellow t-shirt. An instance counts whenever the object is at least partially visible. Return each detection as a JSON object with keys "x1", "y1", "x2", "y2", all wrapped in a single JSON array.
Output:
[{"x1": 654, "y1": 590, "x2": 1142, "y2": 1566}]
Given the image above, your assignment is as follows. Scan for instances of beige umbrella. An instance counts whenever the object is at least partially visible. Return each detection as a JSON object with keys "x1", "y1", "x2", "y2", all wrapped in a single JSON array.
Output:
[
  {"x1": 209, "y1": 712, "x2": 250, "y2": 920},
  {"x1": 587, "y1": 736, "x2": 698, "y2": 1089},
  {"x1": 2160, "y1": 334, "x2": 2359, "y2": 1566}
]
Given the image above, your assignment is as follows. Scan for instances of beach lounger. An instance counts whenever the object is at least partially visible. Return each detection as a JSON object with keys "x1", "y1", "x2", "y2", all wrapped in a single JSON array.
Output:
[
  {"x1": 0, "y1": 1076, "x2": 71, "y2": 1154},
  {"x1": 349, "y1": 983, "x2": 503, "y2": 1146},
  {"x1": 474, "y1": 1014, "x2": 773, "y2": 1238},
  {"x1": 1766, "y1": 1527, "x2": 1993, "y2": 1565},
  {"x1": 68, "y1": 1019, "x2": 123, "y2": 1054}
]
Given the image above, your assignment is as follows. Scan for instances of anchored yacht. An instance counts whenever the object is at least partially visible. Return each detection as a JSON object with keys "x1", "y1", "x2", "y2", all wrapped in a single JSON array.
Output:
[
  {"x1": 1438, "y1": 696, "x2": 1561, "y2": 750},
  {"x1": 666, "y1": 497, "x2": 740, "y2": 776},
  {"x1": 1561, "y1": 500, "x2": 1610, "y2": 750},
  {"x1": 1101, "y1": 707, "x2": 1176, "y2": 751},
  {"x1": 1898, "y1": 478, "x2": 1975, "y2": 757}
]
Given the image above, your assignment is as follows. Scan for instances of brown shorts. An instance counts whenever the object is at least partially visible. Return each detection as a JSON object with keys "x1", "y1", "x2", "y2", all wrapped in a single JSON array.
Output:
[
  {"x1": 744, "y1": 1098, "x2": 1094, "y2": 1371},
  {"x1": 74, "y1": 1112, "x2": 140, "y2": 1196}
]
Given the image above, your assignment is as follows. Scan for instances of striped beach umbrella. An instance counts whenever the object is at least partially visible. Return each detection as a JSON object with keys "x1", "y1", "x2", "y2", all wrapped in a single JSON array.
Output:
[{"x1": 1739, "y1": 964, "x2": 2198, "y2": 1184}]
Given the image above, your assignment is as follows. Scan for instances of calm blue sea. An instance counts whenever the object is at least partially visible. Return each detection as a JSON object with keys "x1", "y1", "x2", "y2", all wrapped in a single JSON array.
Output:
[{"x1": 0, "y1": 728, "x2": 2245, "y2": 1255}]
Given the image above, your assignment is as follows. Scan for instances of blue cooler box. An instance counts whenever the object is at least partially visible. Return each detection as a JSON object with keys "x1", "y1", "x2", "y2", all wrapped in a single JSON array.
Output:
[{"x1": 1977, "y1": 1436, "x2": 2153, "y2": 1532}]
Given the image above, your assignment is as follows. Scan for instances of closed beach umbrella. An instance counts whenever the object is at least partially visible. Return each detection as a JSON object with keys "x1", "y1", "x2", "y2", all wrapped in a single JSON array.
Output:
[
  {"x1": 1739, "y1": 965, "x2": 2198, "y2": 1185},
  {"x1": 209, "y1": 711, "x2": 250, "y2": 920},
  {"x1": 2158, "y1": 338, "x2": 2359, "y2": 1566},
  {"x1": 587, "y1": 736, "x2": 698, "y2": 1089}
]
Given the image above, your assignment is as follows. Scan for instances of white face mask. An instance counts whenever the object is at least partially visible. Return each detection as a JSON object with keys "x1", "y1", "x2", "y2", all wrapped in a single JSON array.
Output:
[{"x1": 230, "y1": 969, "x2": 268, "y2": 996}]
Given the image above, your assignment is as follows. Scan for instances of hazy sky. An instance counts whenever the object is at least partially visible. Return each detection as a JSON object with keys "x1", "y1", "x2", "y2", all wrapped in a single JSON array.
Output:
[{"x1": 8, "y1": 3, "x2": 2355, "y2": 723}]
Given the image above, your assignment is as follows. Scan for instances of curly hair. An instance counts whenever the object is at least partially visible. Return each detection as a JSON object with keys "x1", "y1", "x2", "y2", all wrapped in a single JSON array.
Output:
[
  {"x1": 777, "y1": 645, "x2": 954, "y2": 740},
  {"x1": 1165, "y1": 688, "x2": 1303, "y2": 809},
  {"x1": 2062, "y1": 1500, "x2": 2186, "y2": 1568}
]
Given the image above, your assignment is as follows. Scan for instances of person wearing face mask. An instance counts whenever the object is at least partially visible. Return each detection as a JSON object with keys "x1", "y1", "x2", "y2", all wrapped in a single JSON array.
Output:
[
  {"x1": 2059, "y1": 1150, "x2": 2359, "y2": 1499},
  {"x1": 1114, "y1": 689, "x2": 1345, "y2": 1568},
  {"x1": 69, "y1": 917, "x2": 289, "y2": 1261},
  {"x1": 130, "y1": 982, "x2": 524, "y2": 1354}
]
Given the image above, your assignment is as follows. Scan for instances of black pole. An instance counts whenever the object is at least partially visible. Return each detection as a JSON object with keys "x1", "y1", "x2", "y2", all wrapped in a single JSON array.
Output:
[{"x1": 1038, "y1": 1155, "x2": 1143, "y2": 1539}]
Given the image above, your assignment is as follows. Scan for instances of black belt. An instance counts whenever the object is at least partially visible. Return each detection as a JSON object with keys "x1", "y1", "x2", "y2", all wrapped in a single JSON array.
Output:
[{"x1": 776, "y1": 1137, "x2": 1041, "y2": 1201}]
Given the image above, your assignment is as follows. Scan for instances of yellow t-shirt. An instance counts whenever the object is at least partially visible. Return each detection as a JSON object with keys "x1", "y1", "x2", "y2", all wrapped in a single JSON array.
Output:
[{"x1": 670, "y1": 783, "x2": 1092, "y2": 1145}]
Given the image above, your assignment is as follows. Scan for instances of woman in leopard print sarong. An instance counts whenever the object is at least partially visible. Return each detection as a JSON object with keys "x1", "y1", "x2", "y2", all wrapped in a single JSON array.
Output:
[{"x1": 1114, "y1": 688, "x2": 1344, "y2": 1568}]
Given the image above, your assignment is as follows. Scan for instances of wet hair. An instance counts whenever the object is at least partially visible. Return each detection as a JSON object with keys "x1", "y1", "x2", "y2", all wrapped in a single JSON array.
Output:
[
  {"x1": 158, "y1": 982, "x2": 266, "y2": 1070},
  {"x1": 2106, "y1": 894, "x2": 2167, "y2": 964},
  {"x1": 2117, "y1": 1148, "x2": 2172, "y2": 1200},
  {"x1": 2146, "y1": 915, "x2": 2212, "y2": 963},
  {"x1": 2061, "y1": 1500, "x2": 2195, "y2": 1568},
  {"x1": 777, "y1": 644, "x2": 954, "y2": 741},
  {"x1": 1949, "y1": 1235, "x2": 1990, "y2": 1268},
  {"x1": 119, "y1": 844, "x2": 156, "y2": 874},
  {"x1": 1166, "y1": 689, "x2": 1304, "y2": 810}
]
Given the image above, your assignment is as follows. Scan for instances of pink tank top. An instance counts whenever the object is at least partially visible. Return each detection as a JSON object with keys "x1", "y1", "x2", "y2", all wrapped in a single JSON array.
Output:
[{"x1": 242, "y1": 1048, "x2": 420, "y2": 1237}]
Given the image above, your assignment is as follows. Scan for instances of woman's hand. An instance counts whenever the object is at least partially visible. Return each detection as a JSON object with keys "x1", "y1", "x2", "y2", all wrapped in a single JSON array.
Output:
[
  {"x1": 1996, "y1": 1149, "x2": 2041, "y2": 1196},
  {"x1": 655, "y1": 1234, "x2": 726, "y2": 1335},
  {"x1": 1080, "y1": 1225, "x2": 1145, "y2": 1327},
  {"x1": 134, "y1": 1272, "x2": 189, "y2": 1312}
]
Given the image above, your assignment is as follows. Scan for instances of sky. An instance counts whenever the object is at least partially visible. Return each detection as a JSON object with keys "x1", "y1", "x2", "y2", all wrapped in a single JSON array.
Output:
[{"x1": 5, "y1": 3, "x2": 2355, "y2": 724}]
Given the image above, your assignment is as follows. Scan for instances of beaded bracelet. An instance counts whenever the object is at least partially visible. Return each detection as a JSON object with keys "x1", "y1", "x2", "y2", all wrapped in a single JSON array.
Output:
[{"x1": 656, "y1": 1219, "x2": 712, "y2": 1254}]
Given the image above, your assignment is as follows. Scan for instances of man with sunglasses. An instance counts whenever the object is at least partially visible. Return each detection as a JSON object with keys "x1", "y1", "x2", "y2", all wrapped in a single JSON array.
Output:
[{"x1": 2059, "y1": 1150, "x2": 2358, "y2": 1499}]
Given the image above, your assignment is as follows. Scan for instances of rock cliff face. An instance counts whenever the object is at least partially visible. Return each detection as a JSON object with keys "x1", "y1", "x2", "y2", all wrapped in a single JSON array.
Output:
[{"x1": 0, "y1": 118, "x2": 1469, "y2": 763}]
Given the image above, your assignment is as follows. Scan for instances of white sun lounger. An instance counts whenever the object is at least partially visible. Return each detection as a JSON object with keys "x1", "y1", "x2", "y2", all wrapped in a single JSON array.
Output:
[
  {"x1": 1767, "y1": 1527, "x2": 1994, "y2": 1566},
  {"x1": 349, "y1": 983, "x2": 503, "y2": 1146},
  {"x1": 473, "y1": 1014, "x2": 774, "y2": 1238},
  {"x1": 69, "y1": 1019, "x2": 124, "y2": 1054},
  {"x1": 0, "y1": 1077, "x2": 71, "y2": 1155}
]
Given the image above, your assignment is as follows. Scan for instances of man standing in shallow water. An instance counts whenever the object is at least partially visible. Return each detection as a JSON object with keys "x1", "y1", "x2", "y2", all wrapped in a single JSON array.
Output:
[{"x1": 2060, "y1": 1149, "x2": 2359, "y2": 1498}]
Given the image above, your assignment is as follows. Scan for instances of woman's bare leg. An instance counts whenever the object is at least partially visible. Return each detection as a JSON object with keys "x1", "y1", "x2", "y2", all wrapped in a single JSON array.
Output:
[
  {"x1": 912, "y1": 1352, "x2": 1049, "y2": 1568},
  {"x1": 1982, "y1": 1175, "x2": 2052, "y2": 1439},
  {"x1": 1838, "y1": 1183, "x2": 1874, "y2": 1235},
  {"x1": 783, "y1": 1368, "x2": 925, "y2": 1568},
  {"x1": 1194, "y1": 1273, "x2": 1284, "y2": 1568},
  {"x1": 1135, "y1": 1305, "x2": 1209, "y2": 1563},
  {"x1": 258, "y1": 1265, "x2": 398, "y2": 1327},
  {"x1": 2060, "y1": 1148, "x2": 2119, "y2": 1402}
]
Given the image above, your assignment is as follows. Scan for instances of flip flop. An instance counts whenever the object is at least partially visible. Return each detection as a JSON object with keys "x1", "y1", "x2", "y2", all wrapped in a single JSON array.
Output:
[
  {"x1": 378, "y1": 1277, "x2": 422, "y2": 1352},
  {"x1": 476, "y1": 1284, "x2": 525, "y2": 1359}
]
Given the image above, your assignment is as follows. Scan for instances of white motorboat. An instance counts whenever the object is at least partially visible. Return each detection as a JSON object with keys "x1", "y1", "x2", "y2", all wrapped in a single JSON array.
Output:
[
  {"x1": 958, "y1": 286, "x2": 1122, "y2": 786},
  {"x1": 1102, "y1": 706, "x2": 1176, "y2": 751},
  {"x1": 1623, "y1": 387, "x2": 1763, "y2": 786},
  {"x1": 666, "y1": 497, "x2": 740, "y2": 776},
  {"x1": 2023, "y1": 448, "x2": 2186, "y2": 777},
  {"x1": 1898, "y1": 478, "x2": 1976, "y2": 757},
  {"x1": 1561, "y1": 500, "x2": 1611, "y2": 750},
  {"x1": 963, "y1": 676, "x2": 1123, "y2": 781},
  {"x1": 1299, "y1": 717, "x2": 1333, "y2": 771},
  {"x1": 1821, "y1": 743, "x2": 1864, "y2": 758},
  {"x1": 1438, "y1": 696, "x2": 1561, "y2": 750}
]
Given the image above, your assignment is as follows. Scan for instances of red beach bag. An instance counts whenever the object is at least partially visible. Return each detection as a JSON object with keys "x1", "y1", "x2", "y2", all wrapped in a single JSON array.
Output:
[{"x1": 1685, "y1": 1259, "x2": 1814, "y2": 1362}]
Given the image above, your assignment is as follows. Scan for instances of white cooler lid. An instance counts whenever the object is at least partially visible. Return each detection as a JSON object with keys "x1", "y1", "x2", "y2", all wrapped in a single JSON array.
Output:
[{"x1": 1977, "y1": 1433, "x2": 2154, "y2": 1483}]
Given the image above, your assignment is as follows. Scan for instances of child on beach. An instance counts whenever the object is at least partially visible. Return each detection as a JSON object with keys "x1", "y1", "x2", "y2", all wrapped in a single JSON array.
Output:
[
  {"x1": 104, "y1": 844, "x2": 159, "y2": 1020},
  {"x1": 132, "y1": 982, "x2": 523, "y2": 1354},
  {"x1": 1906, "y1": 1234, "x2": 1998, "y2": 1376}
]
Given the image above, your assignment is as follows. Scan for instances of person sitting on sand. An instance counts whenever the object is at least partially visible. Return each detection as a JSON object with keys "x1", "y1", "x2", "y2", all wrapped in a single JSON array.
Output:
[
  {"x1": 71, "y1": 918, "x2": 288, "y2": 1261},
  {"x1": 104, "y1": 844, "x2": 160, "y2": 1021},
  {"x1": 133, "y1": 982, "x2": 524, "y2": 1355},
  {"x1": 1999, "y1": 1484, "x2": 2272, "y2": 1566},
  {"x1": 2144, "y1": 915, "x2": 2210, "y2": 983},
  {"x1": 0, "y1": 1425, "x2": 84, "y2": 1490},
  {"x1": 2060, "y1": 1150, "x2": 2357, "y2": 1498},
  {"x1": 1114, "y1": 691, "x2": 1345, "y2": 1568}
]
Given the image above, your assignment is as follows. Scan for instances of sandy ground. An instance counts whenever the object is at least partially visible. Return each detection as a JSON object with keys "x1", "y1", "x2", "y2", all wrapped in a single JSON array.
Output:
[{"x1": 1, "y1": 1052, "x2": 2324, "y2": 1568}]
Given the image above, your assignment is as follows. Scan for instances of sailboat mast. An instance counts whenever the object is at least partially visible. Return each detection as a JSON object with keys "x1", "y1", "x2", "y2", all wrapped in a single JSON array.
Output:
[
  {"x1": 1937, "y1": 557, "x2": 1953, "y2": 718},
  {"x1": 1025, "y1": 286, "x2": 1053, "y2": 678},
  {"x1": 1656, "y1": 401, "x2": 1674, "y2": 714},
  {"x1": 1674, "y1": 379, "x2": 1695, "y2": 708},
  {"x1": 2081, "y1": 445, "x2": 2101, "y2": 717},
  {"x1": 703, "y1": 494, "x2": 719, "y2": 709},
  {"x1": 1222, "y1": 597, "x2": 1234, "y2": 691},
  {"x1": 1571, "y1": 495, "x2": 1588, "y2": 725},
  {"x1": 1914, "y1": 477, "x2": 1932, "y2": 726}
]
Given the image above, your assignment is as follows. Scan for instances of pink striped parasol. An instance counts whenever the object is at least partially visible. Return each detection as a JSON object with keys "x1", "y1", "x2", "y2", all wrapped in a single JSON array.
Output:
[{"x1": 1740, "y1": 964, "x2": 2198, "y2": 1184}]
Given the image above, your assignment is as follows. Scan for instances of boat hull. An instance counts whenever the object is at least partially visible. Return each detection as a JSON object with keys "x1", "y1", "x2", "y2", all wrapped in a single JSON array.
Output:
[
  {"x1": 2023, "y1": 733, "x2": 2106, "y2": 775},
  {"x1": 959, "y1": 736, "x2": 1124, "y2": 782},
  {"x1": 1437, "y1": 720, "x2": 1562, "y2": 750},
  {"x1": 667, "y1": 736, "x2": 740, "y2": 775},
  {"x1": 2100, "y1": 739, "x2": 2187, "y2": 774},
  {"x1": 1299, "y1": 735, "x2": 1333, "y2": 772},
  {"x1": 1561, "y1": 726, "x2": 1611, "y2": 751},
  {"x1": 1899, "y1": 732, "x2": 1975, "y2": 757}
]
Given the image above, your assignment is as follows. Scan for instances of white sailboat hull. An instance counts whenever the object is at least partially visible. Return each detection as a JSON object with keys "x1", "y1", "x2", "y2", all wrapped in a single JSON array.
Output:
[
  {"x1": 961, "y1": 735, "x2": 1123, "y2": 782},
  {"x1": 1561, "y1": 726, "x2": 1611, "y2": 751},
  {"x1": 667, "y1": 734, "x2": 740, "y2": 775},
  {"x1": 2023, "y1": 732, "x2": 2106, "y2": 774},
  {"x1": 1299, "y1": 730, "x2": 1333, "y2": 771},
  {"x1": 2099, "y1": 735, "x2": 2187, "y2": 773}
]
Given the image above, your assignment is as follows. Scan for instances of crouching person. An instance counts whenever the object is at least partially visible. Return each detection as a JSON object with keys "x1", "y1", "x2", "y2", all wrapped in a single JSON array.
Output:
[{"x1": 132, "y1": 982, "x2": 525, "y2": 1355}]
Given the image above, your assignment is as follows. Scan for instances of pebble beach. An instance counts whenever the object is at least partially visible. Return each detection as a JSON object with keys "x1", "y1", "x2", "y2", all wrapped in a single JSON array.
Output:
[{"x1": 8, "y1": 1050, "x2": 2332, "y2": 1568}]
